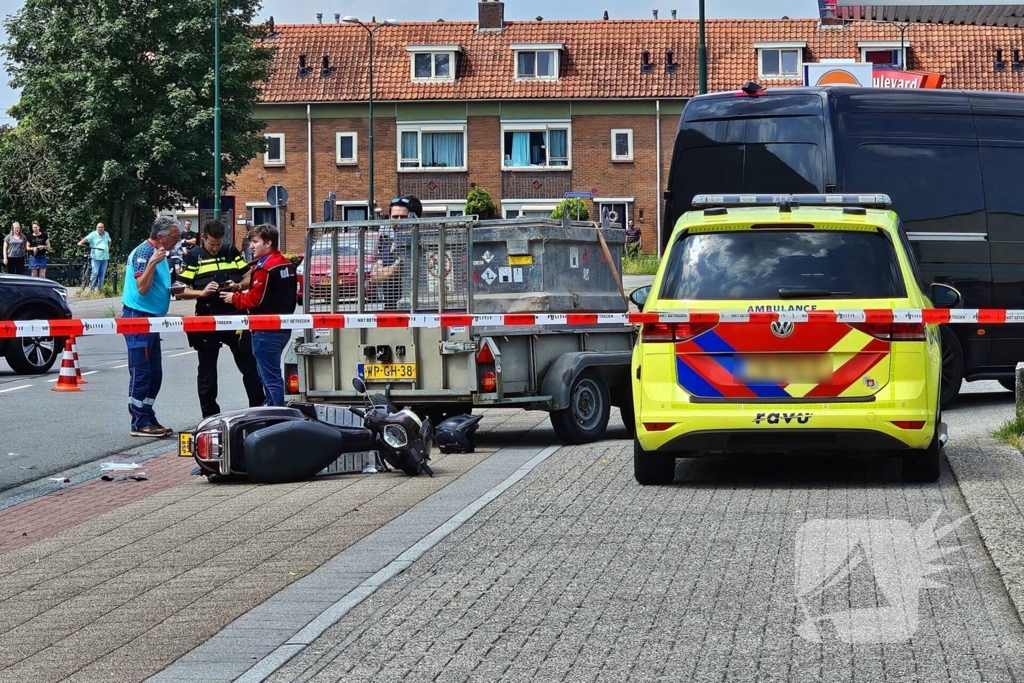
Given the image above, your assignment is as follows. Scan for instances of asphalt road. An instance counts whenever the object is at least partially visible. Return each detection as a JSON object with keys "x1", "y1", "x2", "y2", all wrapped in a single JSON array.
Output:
[{"x1": 0, "y1": 297, "x2": 255, "y2": 492}]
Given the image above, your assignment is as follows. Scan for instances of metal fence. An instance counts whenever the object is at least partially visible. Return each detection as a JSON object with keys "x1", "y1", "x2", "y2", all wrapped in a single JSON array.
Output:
[{"x1": 302, "y1": 217, "x2": 474, "y2": 315}]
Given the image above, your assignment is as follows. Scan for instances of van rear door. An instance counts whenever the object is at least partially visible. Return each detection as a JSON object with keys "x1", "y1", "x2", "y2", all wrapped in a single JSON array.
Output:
[{"x1": 664, "y1": 93, "x2": 830, "y2": 251}]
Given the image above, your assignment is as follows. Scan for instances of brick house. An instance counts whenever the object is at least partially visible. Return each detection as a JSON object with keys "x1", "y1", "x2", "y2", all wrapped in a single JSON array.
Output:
[{"x1": 230, "y1": 2, "x2": 1024, "y2": 253}]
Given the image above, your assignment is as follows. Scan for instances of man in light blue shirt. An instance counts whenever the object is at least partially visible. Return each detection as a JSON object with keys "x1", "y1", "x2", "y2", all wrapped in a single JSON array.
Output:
[
  {"x1": 77, "y1": 222, "x2": 112, "y2": 291},
  {"x1": 121, "y1": 216, "x2": 180, "y2": 437}
]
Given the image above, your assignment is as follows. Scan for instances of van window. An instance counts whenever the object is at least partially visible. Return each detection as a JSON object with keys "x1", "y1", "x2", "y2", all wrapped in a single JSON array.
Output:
[
  {"x1": 845, "y1": 144, "x2": 985, "y2": 227},
  {"x1": 980, "y1": 146, "x2": 1024, "y2": 242},
  {"x1": 659, "y1": 230, "x2": 906, "y2": 300}
]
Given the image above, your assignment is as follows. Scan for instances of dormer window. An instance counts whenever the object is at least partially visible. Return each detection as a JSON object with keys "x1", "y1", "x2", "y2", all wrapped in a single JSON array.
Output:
[
  {"x1": 755, "y1": 42, "x2": 806, "y2": 78},
  {"x1": 859, "y1": 41, "x2": 907, "y2": 68},
  {"x1": 407, "y1": 45, "x2": 461, "y2": 82},
  {"x1": 512, "y1": 44, "x2": 563, "y2": 80}
]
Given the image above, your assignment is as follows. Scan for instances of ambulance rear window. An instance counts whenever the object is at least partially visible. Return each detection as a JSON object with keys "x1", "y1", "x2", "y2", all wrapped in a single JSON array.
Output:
[{"x1": 659, "y1": 230, "x2": 905, "y2": 300}]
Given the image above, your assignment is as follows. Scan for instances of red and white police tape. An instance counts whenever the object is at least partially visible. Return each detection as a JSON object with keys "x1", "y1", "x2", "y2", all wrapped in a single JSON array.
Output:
[{"x1": 1, "y1": 309, "x2": 1023, "y2": 339}]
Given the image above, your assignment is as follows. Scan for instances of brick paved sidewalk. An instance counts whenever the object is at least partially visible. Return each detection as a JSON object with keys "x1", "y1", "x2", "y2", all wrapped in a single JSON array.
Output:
[{"x1": 0, "y1": 409, "x2": 549, "y2": 682}]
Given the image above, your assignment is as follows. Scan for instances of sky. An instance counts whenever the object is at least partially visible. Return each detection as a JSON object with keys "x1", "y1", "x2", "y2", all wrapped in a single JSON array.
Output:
[{"x1": 0, "y1": 0, "x2": 819, "y2": 123}]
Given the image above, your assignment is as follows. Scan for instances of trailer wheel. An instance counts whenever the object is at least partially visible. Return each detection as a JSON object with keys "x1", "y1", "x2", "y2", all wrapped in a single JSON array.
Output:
[{"x1": 550, "y1": 369, "x2": 611, "y2": 444}]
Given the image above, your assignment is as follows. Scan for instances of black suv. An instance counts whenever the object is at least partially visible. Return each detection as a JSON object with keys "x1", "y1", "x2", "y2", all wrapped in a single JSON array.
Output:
[{"x1": 0, "y1": 275, "x2": 72, "y2": 374}]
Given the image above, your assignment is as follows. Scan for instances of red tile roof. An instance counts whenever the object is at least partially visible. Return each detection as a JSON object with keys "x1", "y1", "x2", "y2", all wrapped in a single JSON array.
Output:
[{"x1": 260, "y1": 18, "x2": 1024, "y2": 102}]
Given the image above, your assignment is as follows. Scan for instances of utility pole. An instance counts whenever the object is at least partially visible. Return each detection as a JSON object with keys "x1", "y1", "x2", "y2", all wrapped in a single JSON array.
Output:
[
  {"x1": 698, "y1": 0, "x2": 707, "y2": 95},
  {"x1": 213, "y1": 0, "x2": 222, "y2": 219}
]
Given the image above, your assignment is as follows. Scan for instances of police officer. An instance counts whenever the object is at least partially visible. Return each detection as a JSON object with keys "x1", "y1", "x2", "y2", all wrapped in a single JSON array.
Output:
[{"x1": 176, "y1": 219, "x2": 265, "y2": 417}]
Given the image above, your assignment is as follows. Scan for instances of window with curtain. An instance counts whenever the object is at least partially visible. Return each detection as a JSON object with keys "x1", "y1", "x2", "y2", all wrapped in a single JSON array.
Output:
[
  {"x1": 502, "y1": 126, "x2": 571, "y2": 168},
  {"x1": 397, "y1": 126, "x2": 467, "y2": 170}
]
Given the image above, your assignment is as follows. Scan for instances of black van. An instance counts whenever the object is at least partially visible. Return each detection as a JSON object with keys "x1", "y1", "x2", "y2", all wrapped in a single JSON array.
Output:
[{"x1": 663, "y1": 85, "x2": 1024, "y2": 407}]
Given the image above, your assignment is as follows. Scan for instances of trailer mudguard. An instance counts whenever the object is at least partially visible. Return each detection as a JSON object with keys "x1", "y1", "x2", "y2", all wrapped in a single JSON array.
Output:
[{"x1": 541, "y1": 351, "x2": 633, "y2": 411}]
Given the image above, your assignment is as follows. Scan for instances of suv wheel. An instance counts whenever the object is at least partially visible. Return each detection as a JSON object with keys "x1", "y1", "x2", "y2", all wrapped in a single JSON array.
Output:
[
  {"x1": 5, "y1": 310, "x2": 64, "y2": 374},
  {"x1": 901, "y1": 421, "x2": 942, "y2": 484}
]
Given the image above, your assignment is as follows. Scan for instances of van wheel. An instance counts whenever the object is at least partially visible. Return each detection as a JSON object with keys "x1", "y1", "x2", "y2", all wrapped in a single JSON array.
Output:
[
  {"x1": 634, "y1": 438, "x2": 675, "y2": 485},
  {"x1": 940, "y1": 326, "x2": 963, "y2": 410},
  {"x1": 901, "y1": 422, "x2": 942, "y2": 483},
  {"x1": 550, "y1": 369, "x2": 610, "y2": 445}
]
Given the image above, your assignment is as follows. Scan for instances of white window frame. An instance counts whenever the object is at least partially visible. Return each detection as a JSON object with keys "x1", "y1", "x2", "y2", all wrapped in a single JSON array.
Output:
[
  {"x1": 501, "y1": 201, "x2": 561, "y2": 219},
  {"x1": 611, "y1": 129, "x2": 634, "y2": 162},
  {"x1": 333, "y1": 200, "x2": 372, "y2": 221},
  {"x1": 421, "y1": 200, "x2": 465, "y2": 217},
  {"x1": 396, "y1": 123, "x2": 468, "y2": 172},
  {"x1": 512, "y1": 43, "x2": 563, "y2": 81},
  {"x1": 501, "y1": 121, "x2": 572, "y2": 171},
  {"x1": 755, "y1": 42, "x2": 806, "y2": 79},
  {"x1": 407, "y1": 45, "x2": 460, "y2": 82},
  {"x1": 264, "y1": 133, "x2": 285, "y2": 166},
  {"x1": 858, "y1": 41, "x2": 907, "y2": 68},
  {"x1": 335, "y1": 132, "x2": 358, "y2": 165}
]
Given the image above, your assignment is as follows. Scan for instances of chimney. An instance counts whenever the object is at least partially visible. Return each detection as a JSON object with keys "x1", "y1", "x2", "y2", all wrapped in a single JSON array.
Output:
[
  {"x1": 316, "y1": 12, "x2": 322, "y2": 23},
  {"x1": 652, "y1": 9, "x2": 659, "y2": 19},
  {"x1": 671, "y1": 8, "x2": 677, "y2": 18},
  {"x1": 334, "y1": 13, "x2": 340, "y2": 23},
  {"x1": 603, "y1": 10, "x2": 609, "y2": 19},
  {"x1": 478, "y1": 0, "x2": 505, "y2": 30}
]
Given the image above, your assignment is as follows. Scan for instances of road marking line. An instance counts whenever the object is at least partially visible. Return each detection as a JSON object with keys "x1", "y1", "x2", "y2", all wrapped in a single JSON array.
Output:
[
  {"x1": 111, "y1": 363, "x2": 129, "y2": 369},
  {"x1": 168, "y1": 350, "x2": 196, "y2": 357},
  {"x1": 80, "y1": 371, "x2": 99, "y2": 377},
  {"x1": 0, "y1": 385, "x2": 32, "y2": 394}
]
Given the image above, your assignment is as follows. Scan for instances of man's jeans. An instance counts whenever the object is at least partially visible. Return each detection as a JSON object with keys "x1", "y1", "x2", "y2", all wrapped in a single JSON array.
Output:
[
  {"x1": 90, "y1": 258, "x2": 108, "y2": 290},
  {"x1": 251, "y1": 330, "x2": 291, "y2": 407},
  {"x1": 122, "y1": 307, "x2": 163, "y2": 430}
]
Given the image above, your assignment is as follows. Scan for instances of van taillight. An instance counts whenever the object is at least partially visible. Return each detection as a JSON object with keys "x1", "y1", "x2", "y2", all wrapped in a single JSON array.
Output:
[
  {"x1": 850, "y1": 322, "x2": 926, "y2": 342},
  {"x1": 642, "y1": 322, "x2": 717, "y2": 343}
]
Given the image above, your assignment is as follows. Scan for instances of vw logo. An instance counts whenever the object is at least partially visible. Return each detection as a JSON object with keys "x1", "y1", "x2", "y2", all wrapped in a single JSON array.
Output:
[{"x1": 771, "y1": 320, "x2": 795, "y2": 338}]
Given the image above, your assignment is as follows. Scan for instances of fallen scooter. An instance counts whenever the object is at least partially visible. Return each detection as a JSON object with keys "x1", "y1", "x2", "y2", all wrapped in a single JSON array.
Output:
[{"x1": 181, "y1": 379, "x2": 436, "y2": 483}]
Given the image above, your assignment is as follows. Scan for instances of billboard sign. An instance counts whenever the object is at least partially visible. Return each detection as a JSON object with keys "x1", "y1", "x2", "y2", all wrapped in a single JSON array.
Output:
[{"x1": 804, "y1": 62, "x2": 944, "y2": 89}]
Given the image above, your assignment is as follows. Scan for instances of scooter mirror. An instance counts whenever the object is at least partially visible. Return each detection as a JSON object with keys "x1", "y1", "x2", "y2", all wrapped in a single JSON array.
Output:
[{"x1": 352, "y1": 377, "x2": 367, "y2": 394}]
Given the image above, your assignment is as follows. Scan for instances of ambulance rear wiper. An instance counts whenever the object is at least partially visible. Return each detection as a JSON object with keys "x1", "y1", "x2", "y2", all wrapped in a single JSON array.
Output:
[{"x1": 777, "y1": 287, "x2": 851, "y2": 298}]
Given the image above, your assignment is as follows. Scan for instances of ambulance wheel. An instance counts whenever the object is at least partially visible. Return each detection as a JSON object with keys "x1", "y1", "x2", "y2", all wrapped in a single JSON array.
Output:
[
  {"x1": 940, "y1": 326, "x2": 963, "y2": 410},
  {"x1": 901, "y1": 422, "x2": 942, "y2": 484},
  {"x1": 634, "y1": 438, "x2": 676, "y2": 485},
  {"x1": 550, "y1": 369, "x2": 610, "y2": 445}
]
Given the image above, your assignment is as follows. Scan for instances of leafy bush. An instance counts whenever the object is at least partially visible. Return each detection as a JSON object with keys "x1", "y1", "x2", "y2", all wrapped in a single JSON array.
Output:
[
  {"x1": 550, "y1": 199, "x2": 589, "y2": 221},
  {"x1": 464, "y1": 187, "x2": 498, "y2": 219}
]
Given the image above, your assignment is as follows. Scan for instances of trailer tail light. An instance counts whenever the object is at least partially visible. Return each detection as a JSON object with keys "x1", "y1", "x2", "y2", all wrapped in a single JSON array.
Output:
[
  {"x1": 476, "y1": 343, "x2": 495, "y2": 364},
  {"x1": 481, "y1": 372, "x2": 497, "y2": 392},
  {"x1": 891, "y1": 421, "x2": 926, "y2": 430},
  {"x1": 196, "y1": 430, "x2": 221, "y2": 461},
  {"x1": 850, "y1": 322, "x2": 926, "y2": 342},
  {"x1": 286, "y1": 373, "x2": 300, "y2": 394},
  {"x1": 642, "y1": 322, "x2": 717, "y2": 343}
]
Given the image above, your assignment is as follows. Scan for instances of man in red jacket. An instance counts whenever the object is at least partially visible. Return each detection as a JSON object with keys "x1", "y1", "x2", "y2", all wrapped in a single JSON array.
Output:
[{"x1": 221, "y1": 224, "x2": 297, "y2": 406}]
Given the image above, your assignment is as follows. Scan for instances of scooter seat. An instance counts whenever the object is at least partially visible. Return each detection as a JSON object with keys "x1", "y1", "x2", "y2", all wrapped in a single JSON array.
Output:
[{"x1": 243, "y1": 420, "x2": 364, "y2": 484}]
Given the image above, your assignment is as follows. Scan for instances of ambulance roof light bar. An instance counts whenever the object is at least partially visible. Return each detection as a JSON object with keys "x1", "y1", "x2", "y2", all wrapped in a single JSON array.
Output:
[{"x1": 692, "y1": 194, "x2": 892, "y2": 210}]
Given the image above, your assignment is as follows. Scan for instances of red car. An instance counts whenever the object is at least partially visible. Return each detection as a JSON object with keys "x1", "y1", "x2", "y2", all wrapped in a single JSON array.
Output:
[{"x1": 297, "y1": 234, "x2": 378, "y2": 302}]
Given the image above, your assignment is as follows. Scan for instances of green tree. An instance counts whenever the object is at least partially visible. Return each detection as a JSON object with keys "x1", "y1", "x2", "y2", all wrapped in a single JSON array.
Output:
[
  {"x1": 550, "y1": 199, "x2": 589, "y2": 221},
  {"x1": 2, "y1": 0, "x2": 273, "y2": 245},
  {"x1": 464, "y1": 186, "x2": 498, "y2": 219}
]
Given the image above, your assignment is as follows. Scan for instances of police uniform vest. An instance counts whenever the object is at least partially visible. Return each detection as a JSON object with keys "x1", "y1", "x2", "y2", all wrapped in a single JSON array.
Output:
[{"x1": 179, "y1": 244, "x2": 249, "y2": 316}]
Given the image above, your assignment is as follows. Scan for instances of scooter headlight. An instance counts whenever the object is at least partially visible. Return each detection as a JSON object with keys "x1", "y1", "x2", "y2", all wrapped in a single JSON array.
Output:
[{"x1": 383, "y1": 424, "x2": 409, "y2": 448}]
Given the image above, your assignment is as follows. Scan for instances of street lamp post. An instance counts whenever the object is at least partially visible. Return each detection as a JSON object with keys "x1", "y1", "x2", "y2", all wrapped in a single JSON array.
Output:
[
  {"x1": 213, "y1": 0, "x2": 222, "y2": 219},
  {"x1": 343, "y1": 17, "x2": 399, "y2": 220},
  {"x1": 698, "y1": 0, "x2": 707, "y2": 95}
]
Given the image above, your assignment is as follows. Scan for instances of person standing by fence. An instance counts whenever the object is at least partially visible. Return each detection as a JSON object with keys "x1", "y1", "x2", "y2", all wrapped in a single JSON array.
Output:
[
  {"x1": 121, "y1": 216, "x2": 180, "y2": 437},
  {"x1": 3, "y1": 222, "x2": 27, "y2": 275},
  {"x1": 78, "y1": 222, "x2": 112, "y2": 291},
  {"x1": 221, "y1": 223, "x2": 297, "y2": 407},
  {"x1": 26, "y1": 221, "x2": 50, "y2": 278}
]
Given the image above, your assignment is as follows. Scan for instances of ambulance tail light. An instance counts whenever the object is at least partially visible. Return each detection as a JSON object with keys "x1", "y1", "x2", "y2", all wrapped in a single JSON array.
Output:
[
  {"x1": 642, "y1": 322, "x2": 717, "y2": 343},
  {"x1": 850, "y1": 322, "x2": 926, "y2": 342}
]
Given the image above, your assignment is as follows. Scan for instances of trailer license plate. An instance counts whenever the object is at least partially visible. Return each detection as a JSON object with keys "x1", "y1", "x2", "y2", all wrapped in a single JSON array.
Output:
[
  {"x1": 178, "y1": 432, "x2": 194, "y2": 458},
  {"x1": 359, "y1": 363, "x2": 417, "y2": 381}
]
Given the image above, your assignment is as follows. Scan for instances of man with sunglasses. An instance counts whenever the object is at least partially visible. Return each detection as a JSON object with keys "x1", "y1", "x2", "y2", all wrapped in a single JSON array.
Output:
[{"x1": 368, "y1": 195, "x2": 422, "y2": 310}]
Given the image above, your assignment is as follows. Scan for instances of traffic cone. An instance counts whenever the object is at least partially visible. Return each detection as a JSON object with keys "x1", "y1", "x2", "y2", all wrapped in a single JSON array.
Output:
[
  {"x1": 71, "y1": 336, "x2": 87, "y2": 384},
  {"x1": 52, "y1": 340, "x2": 82, "y2": 392}
]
